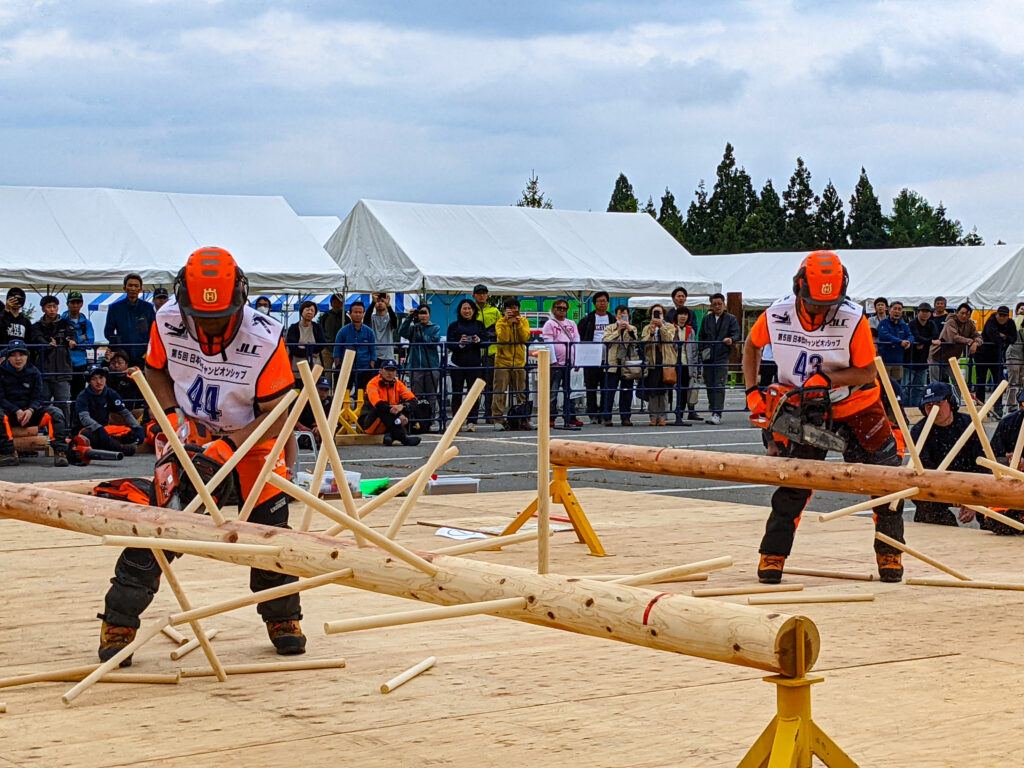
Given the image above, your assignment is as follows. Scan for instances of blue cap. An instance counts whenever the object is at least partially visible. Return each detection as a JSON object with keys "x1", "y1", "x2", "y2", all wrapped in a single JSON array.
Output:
[
  {"x1": 380, "y1": 359, "x2": 399, "y2": 370},
  {"x1": 316, "y1": 376, "x2": 331, "y2": 389},
  {"x1": 920, "y1": 381, "x2": 955, "y2": 408},
  {"x1": 5, "y1": 338, "x2": 28, "y2": 354},
  {"x1": 86, "y1": 364, "x2": 108, "y2": 379}
]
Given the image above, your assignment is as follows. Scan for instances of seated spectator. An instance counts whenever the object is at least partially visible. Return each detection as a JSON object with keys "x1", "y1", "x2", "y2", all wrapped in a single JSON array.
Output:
[
  {"x1": 446, "y1": 299, "x2": 487, "y2": 432},
  {"x1": 286, "y1": 300, "x2": 326, "y2": 376},
  {"x1": 74, "y1": 365, "x2": 144, "y2": 456},
  {"x1": 868, "y1": 297, "x2": 888, "y2": 339},
  {"x1": 1, "y1": 287, "x2": 31, "y2": 354},
  {"x1": 929, "y1": 302, "x2": 980, "y2": 383},
  {"x1": 63, "y1": 290, "x2": 95, "y2": 398},
  {"x1": 0, "y1": 339, "x2": 70, "y2": 467},
  {"x1": 358, "y1": 360, "x2": 422, "y2": 446},
  {"x1": 909, "y1": 382, "x2": 984, "y2": 525},
  {"x1": 297, "y1": 376, "x2": 333, "y2": 445},
  {"x1": 333, "y1": 300, "x2": 377, "y2": 391},
  {"x1": 106, "y1": 349, "x2": 148, "y2": 421},
  {"x1": 318, "y1": 294, "x2": 347, "y2": 371},
  {"x1": 876, "y1": 300, "x2": 912, "y2": 385},
  {"x1": 490, "y1": 299, "x2": 532, "y2": 429},
  {"x1": 980, "y1": 395, "x2": 1024, "y2": 534},
  {"x1": 641, "y1": 304, "x2": 678, "y2": 426},
  {"x1": 31, "y1": 294, "x2": 77, "y2": 423},
  {"x1": 152, "y1": 287, "x2": 170, "y2": 311},
  {"x1": 104, "y1": 273, "x2": 155, "y2": 366},
  {"x1": 399, "y1": 304, "x2": 442, "y2": 428},
  {"x1": 1006, "y1": 302, "x2": 1024, "y2": 413},
  {"x1": 905, "y1": 302, "x2": 937, "y2": 408},
  {"x1": 976, "y1": 305, "x2": 1015, "y2": 416},
  {"x1": 602, "y1": 305, "x2": 639, "y2": 426}
]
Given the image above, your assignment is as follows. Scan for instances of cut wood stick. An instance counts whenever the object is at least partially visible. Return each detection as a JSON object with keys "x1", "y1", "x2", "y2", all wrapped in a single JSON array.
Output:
[
  {"x1": 536, "y1": 348, "x2": 551, "y2": 575},
  {"x1": 578, "y1": 573, "x2": 708, "y2": 583},
  {"x1": 748, "y1": 593, "x2": 875, "y2": 605},
  {"x1": 609, "y1": 556, "x2": 733, "y2": 586},
  {"x1": 380, "y1": 656, "x2": 436, "y2": 694},
  {"x1": 266, "y1": 472, "x2": 438, "y2": 575},
  {"x1": 324, "y1": 596, "x2": 527, "y2": 635},
  {"x1": 161, "y1": 625, "x2": 189, "y2": 645},
  {"x1": 62, "y1": 617, "x2": 169, "y2": 705},
  {"x1": 976, "y1": 456, "x2": 1024, "y2": 481},
  {"x1": 949, "y1": 357, "x2": 1000, "y2": 467},
  {"x1": 692, "y1": 584, "x2": 805, "y2": 598},
  {"x1": 414, "y1": 519, "x2": 496, "y2": 536},
  {"x1": 935, "y1": 380, "x2": 1007, "y2": 471},
  {"x1": 181, "y1": 388, "x2": 298, "y2": 516},
  {"x1": 874, "y1": 356, "x2": 923, "y2": 473},
  {"x1": 913, "y1": 405, "x2": 940, "y2": 465},
  {"x1": 783, "y1": 567, "x2": 874, "y2": 582},
  {"x1": 962, "y1": 504, "x2": 1024, "y2": 532},
  {"x1": 170, "y1": 629, "x2": 219, "y2": 660},
  {"x1": 102, "y1": 536, "x2": 282, "y2": 557},
  {"x1": 385, "y1": 377, "x2": 486, "y2": 539},
  {"x1": 171, "y1": 568, "x2": 354, "y2": 625},
  {"x1": 301, "y1": 354, "x2": 351, "y2": 531},
  {"x1": 430, "y1": 529, "x2": 548, "y2": 556},
  {"x1": 817, "y1": 488, "x2": 919, "y2": 522},
  {"x1": 1011, "y1": 411, "x2": 1024, "y2": 473},
  {"x1": 874, "y1": 532, "x2": 971, "y2": 581},
  {"x1": 238, "y1": 365, "x2": 321, "y2": 522},
  {"x1": 179, "y1": 658, "x2": 347, "y2": 677},
  {"x1": 296, "y1": 360, "x2": 365, "y2": 546},
  {"x1": 0, "y1": 703, "x2": 5, "y2": 713},
  {"x1": 0, "y1": 666, "x2": 180, "y2": 688},
  {"x1": 907, "y1": 577, "x2": 1024, "y2": 591},
  {"x1": 131, "y1": 370, "x2": 225, "y2": 525}
]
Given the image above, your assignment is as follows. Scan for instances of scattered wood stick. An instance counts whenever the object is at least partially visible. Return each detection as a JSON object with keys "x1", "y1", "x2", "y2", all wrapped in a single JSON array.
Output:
[
  {"x1": 976, "y1": 456, "x2": 1024, "y2": 481},
  {"x1": 301, "y1": 354, "x2": 351, "y2": 531},
  {"x1": 912, "y1": 405, "x2": 940, "y2": 468},
  {"x1": 1011, "y1": 412, "x2": 1024, "y2": 473},
  {"x1": 414, "y1": 519, "x2": 495, "y2": 537},
  {"x1": 692, "y1": 584, "x2": 804, "y2": 598},
  {"x1": 609, "y1": 556, "x2": 733, "y2": 586},
  {"x1": 179, "y1": 658, "x2": 347, "y2": 677},
  {"x1": 935, "y1": 381, "x2": 1007, "y2": 471},
  {"x1": 536, "y1": 348, "x2": 552, "y2": 575},
  {"x1": 431, "y1": 529, "x2": 548, "y2": 556},
  {"x1": 817, "y1": 488, "x2": 919, "y2": 522},
  {"x1": 101, "y1": 536, "x2": 282, "y2": 557},
  {"x1": 580, "y1": 573, "x2": 707, "y2": 583},
  {"x1": 962, "y1": 504, "x2": 1024, "y2": 532},
  {"x1": 1, "y1": 666, "x2": 180, "y2": 688},
  {"x1": 324, "y1": 597, "x2": 527, "y2": 635},
  {"x1": 907, "y1": 578, "x2": 1024, "y2": 591},
  {"x1": 874, "y1": 356, "x2": 924, "y2": 473},
  {"x1": 170, "y1": 629, "x2": 219, "y2": 660},
  {"x1": 747, "y1": 593, "x2": 875, "y2": 605},
  {"x1": 161, "y1": 625, "x2": 189, "y2": 645},
  {"x1": 170, "y1": 568, "x2": 354, "y2": 626},
  {"x1": 381, "y1": 656, "x2": 436, "y2": 694},
  {"x1": 874, "y1": 532, "x2": 971, "y2": 581},
  {"x1": 783, "y1": 567, "x2": 874, "y2": 581},
  {"x1": 62, "y1": 617, "x2": 170, "y2": 705},
  {"x1": 949, "y1": 357, "x2": 1000, "y2": 467}
]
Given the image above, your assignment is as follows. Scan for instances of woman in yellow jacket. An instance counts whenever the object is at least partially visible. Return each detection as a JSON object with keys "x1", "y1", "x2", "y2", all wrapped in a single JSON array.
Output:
[
  {"x1": 640, "y1": 304, "x2": 679, "y2": 426},
  {"x1": 490, "y1": 299, "x2": 533, "y2": 426}
]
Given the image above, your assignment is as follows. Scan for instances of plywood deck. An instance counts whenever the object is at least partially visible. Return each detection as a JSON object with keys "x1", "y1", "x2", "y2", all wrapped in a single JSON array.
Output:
[{"x1": 3, "y1": 486, "x2": 1024, "y2": 767}]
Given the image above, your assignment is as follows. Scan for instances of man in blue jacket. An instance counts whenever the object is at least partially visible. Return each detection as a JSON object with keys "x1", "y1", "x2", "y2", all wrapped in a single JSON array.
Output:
[
  {"x1": 333, "y1": 300, "x2": 376, "y2": 391},
  {"x1": 0, "y1": 339, "x2": 70, "y2": 467},
  {"x1": 877, "y1": 301, "x2": 913, "y2": 386},
  {"x1": 63, "y1": 290, "x2": 95, "y2": 398},
  {"x1": 104, "y1": 273, "x2": 155, "y2": 366}
]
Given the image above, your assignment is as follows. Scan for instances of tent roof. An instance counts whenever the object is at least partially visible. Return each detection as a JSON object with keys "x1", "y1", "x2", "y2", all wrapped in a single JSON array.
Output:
[
  {"x1": 325, "y1": 199, "x2": 720, "y2": 295},
  {"x1": 0, "y1": 186, "x2": 346, "y2": 292},
  {"x1": 695, "y1": 245, "x2": 1024, "y2": 309},
  {"x1": 300, "y1": 215, "x2": 342, "y2": 247}
]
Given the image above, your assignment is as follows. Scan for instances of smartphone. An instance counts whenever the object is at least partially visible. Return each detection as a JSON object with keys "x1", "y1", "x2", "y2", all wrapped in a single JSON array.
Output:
[{"x1": 652, "y1": 310, "x2": 662, "y2": 320}]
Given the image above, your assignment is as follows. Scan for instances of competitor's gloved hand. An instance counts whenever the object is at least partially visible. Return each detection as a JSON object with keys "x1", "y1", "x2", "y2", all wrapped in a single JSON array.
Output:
[
  {"x1": 804, "y1": 372, "x2": 832, "y2": 389},
  {"x1": 131, "y1": 426, "x2": 146, "y2": 444},
  {"x1": 202, "y1": 437, "x2": 237, "y2": 465},
  {"x1": 745, "y1": 386, "x2": 767, "y2": 418}
]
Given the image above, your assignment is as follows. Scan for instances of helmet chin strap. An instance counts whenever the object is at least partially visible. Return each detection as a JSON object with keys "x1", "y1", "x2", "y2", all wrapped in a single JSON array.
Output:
[
  {"x1": 185, "y1": 313, "x2": 242, "y2": 360},
  {"x1": 796, "y1": 299, "x2": 840, "y2": 332}
]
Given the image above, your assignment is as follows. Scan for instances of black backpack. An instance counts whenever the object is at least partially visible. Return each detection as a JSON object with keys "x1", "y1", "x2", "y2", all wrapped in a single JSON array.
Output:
[{"x1": 505, "y1": 400, "x2": 534, "y2": 430}]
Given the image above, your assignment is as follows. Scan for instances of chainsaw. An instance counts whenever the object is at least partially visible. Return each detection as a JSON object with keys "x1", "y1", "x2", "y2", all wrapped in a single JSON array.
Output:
[
  {"x1": 750, "y1": 383, "x2": 848, "y2": 453},
  {"x1": 66, "y1": 434, "x2": 125, "y2": 466}
]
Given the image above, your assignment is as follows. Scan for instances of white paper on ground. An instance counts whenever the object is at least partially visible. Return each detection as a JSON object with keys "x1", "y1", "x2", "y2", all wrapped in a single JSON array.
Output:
[{"x1": 433, "y1": 527, "x2": 491, "y2": 541}]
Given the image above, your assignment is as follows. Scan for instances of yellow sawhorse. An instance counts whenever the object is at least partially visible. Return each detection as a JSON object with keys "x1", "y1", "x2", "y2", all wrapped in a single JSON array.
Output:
[
  {"x1": 336, "y1": 388, "x2": 365, "y2": 435},
  {"x1": 499, "y1": 465, "x2": 609, "y2": 556}
]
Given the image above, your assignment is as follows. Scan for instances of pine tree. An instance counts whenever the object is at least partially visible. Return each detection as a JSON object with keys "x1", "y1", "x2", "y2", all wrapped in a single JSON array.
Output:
[
  {"x1": 846, "y1": 167, "x2": 888, "y2": 248},
  {"x1": 739, "y1": 179, "x2": 785, "y2": 252},
  {"x1": 607, "y1": 173, "x2": 638, "y2": 213},
  {"x1": 887, "y1": 189, "x2": 938, "y2": 247},
  {"x1": 961, "y1": 226, "x2": 984, "y2": 246},
  {"x1": 642, "y1": 196, "x2": 657, "y2": 218},
  {"x1": 680, "y1": 180, "x2": 713, "y2": 255},
  {"x1": 782, "y1": 157, "x2": 819, "y2": 250},
  {"x1": 933, "y1": 203, "x2": 964, "y2": 245},
  {"x1": 515, "y1": 171, "x2": 553, "y2": 209},
  {"x1": 708, "y1": 142, "x2": 756, "y2": 253},
  {"x1": 657, "y1": 187, "x2": 684, "y2": 243},
  {"x1": 814, "y1": 180, "x2": 848, "y2": 249}
]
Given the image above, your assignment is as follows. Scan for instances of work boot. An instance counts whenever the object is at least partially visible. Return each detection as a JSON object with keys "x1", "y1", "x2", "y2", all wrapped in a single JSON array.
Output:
[
  {"x1": 266, "y1": 620, "x2": 307, "y2": 655},
  {"x1": 399, "y1": 434, "x2": 422, "y2": 447},
  {"x1": 54, "y1": 452, "x2": 69, "y2": 468},
  {"x1": 0, "y1": 453, "x2": 19, "y2": 467},
  {"x1": 757, "y1": 554, "x2": 786, "y2": 584},
  {"x1": 381, "y1": 435, "x2": 393, "y2": 446},
  {"x1": 876, "y1": 552, "x2": 903, "y2": 583},
  {"x1": 121, "y1": 443, "x2": 137, "y2": 457},
  {"x1": 98, "y1": 621, "x2": 137, "y2": 667}
]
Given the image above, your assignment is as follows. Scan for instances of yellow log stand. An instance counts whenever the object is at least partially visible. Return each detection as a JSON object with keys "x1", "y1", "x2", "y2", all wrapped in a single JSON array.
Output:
[
  {"x1": 336, "y1": 388, "x2": 365, "y2": 435},
  {"x1": 499, "y1": 465, "x2": 608, "y2": 556},
  {"x1": 738, "y1": 620, "x2": 857, "y2": 768}
]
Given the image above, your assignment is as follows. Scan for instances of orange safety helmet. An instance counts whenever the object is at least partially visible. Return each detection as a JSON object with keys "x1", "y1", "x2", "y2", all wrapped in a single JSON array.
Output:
[
  {"x1": 173, "y1": 247, "x2": 249, "y2": 356},
  {"x1": 792, "y1": 251, "x2": 849, "y2": 330}
]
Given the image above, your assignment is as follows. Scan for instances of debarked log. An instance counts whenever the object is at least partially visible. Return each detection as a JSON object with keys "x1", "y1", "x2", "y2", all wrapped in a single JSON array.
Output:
[{"x1": 0, "y1": 480, "x2": 817, "y2": 677}]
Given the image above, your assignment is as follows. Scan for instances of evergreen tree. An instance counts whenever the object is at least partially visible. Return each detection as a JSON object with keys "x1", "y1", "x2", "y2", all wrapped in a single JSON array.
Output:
[
  {"x1": 933, "y1": 203, "x2": 964, "y2": 245},
  {"x1": 846, "y1": 167, "x2": 888, "y2": 248},
  {"x1": 782, "y1": 157, "x2": 819, "y2": 250},
  {"x1": 961, "y1": 226, "x2": 984, "y2": 246},
  {"x1": 680, "y1": 180, "x2": 713, "y2": 254},
  {"x1": 739, "y1": 179, "x2": 785, "y2": 252},
  {"x1": 642, "y1": 196, "x2": 657, "y2": 218},
  {"x1": 886, "y1": 188, "x2": 939, "y2": 247},
  {"x1": 607, "y1": 173, "x2": 638, "y2": 213},
  {"x1": 814, "y1": 180, "x2": 848, "y2": 249},
  {"x1": 708, "y1": 142, "x2": 756, "y2": 253},
  {"x1": 657, "y1": 187, "x2": 684, "y2": 243},
  {"x1": 515, "y1": 171, "x2": 553, "y2": 209}
]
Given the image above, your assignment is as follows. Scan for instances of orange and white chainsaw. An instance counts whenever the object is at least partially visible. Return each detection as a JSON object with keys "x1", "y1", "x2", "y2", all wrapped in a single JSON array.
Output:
[{"x1": 750, "y1": 383, "x2": 847, "y2": 453}]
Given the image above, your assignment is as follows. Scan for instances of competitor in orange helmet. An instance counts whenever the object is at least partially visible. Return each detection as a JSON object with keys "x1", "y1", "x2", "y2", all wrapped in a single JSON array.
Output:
[
  {"x1": 792, "y1": 250, "x2": 849, "y2": 331},
  {"x1": 174, "y1": 247, "x2": 250, "y2": 357}
]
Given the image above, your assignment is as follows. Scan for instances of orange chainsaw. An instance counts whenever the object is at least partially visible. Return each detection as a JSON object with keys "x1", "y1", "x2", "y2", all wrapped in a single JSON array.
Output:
[{"x1": 750, "y1": 383, "x2": 847, "y2": 453}]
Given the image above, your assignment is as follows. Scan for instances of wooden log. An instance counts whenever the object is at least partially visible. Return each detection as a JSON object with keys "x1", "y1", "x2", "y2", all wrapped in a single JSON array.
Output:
[
  {"x1": 0, "y1": 666, "x2": 180, "y2": 688},
  {"x1": 381, "y1": 656, "x2": 436, "y2": 694},
  {"x1": 536, "y1": 348, "x2": 552, "y2": 574},
  {"x1": 949, "y1": 357, "x2": 1000, "y2": 467},
  {"x1": 301, "y1": 354, "x2": 351, "y2": 531},
  {"x1": 962, "y1": 504, "x2": 1024, "y2": 532},
  {"x1": 817, "y1": 488, "x2": 919, "y2": 522},
  {"x1": 324, "y1": 597, "x2": 528, "y2": 635},
  {"x1": 748, "y1": 593, "x2": 875, "y2": 605},
  {"x1": 609, "y1": 556, "x2": 732, "y2": 586},
  {"x1": 162, "y1": 625, "x2": 189, "y2": 645},
  {"x1": 180, "y1": 658, "x2": 347, "y2": 677},
  {"x1": 782, "y1": 567, "x2": 874, "y2": 582},
  {"x1": 0, "y1": 703, "x2": 5, "y2": 713},
  {"x1": 430, "y1": 529, "x2": 547, "y2": 556},
  {"x1": 170, "y1": 629, "x2": 219, "y2": 660},
  {"x1": 907, "y1": 578, "x2": 1024, "y2": 591},
  {"x1": 101, "y1": 536, "x2": 281, "y2": 557},
  {"x1": 385, "y1": 377, "x2": 486, "y2": 539},
  {"x1": 935, "y1": 381, "x2": 1006, "y2": 472},
  {"x1": 33, "y1": 478, "x2": 123, "y2": 495},
  {"x1": 692, "y1": 584, "x2": 804, "y2": 598},
  {"x1": 874, "y1": 532, "x2": 971, "y2": 581},
  {"x1": 0, "y1": 480, "x2": 819, "y2": 676},
  {"x1": 874, "y1": 356, "x2": 924, "y2": 473},
  {"x1": 547, "y1": 440, "x2": 1024, "y2": 509},
  {"x1": 62, "y1": 618, "x2": 170, "y2": 705}
]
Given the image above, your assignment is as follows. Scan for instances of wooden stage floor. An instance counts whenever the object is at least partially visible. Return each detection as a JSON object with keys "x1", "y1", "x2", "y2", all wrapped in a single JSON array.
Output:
[{"x1": 2, "y1": 486, "x2": 1023, "y2": 767}]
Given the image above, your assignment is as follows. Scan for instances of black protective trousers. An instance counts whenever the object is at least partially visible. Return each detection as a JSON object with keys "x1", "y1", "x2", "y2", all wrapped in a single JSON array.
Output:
[
  {"x1": 100, "y1": 493, "x2": 301, "y2": 628},
  {"x1": 759, "y1": 433, "x2": 905, "y2": 558}
]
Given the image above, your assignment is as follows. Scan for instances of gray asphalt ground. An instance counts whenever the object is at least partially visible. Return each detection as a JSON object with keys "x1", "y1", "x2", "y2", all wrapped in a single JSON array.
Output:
[{"x1": 7, "y1": 388, "x2": 917, "y2": 518}]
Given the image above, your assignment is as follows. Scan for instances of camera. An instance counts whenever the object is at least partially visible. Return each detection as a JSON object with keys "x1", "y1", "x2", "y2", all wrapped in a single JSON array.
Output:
[{"x1": 652, "y1": 310, "x2": 662, "y2": 319}]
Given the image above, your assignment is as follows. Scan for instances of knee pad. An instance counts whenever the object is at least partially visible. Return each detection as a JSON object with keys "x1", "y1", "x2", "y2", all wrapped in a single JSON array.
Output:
[{"x1": 250, "y1": 492, "x2": 290, "y2": 527}]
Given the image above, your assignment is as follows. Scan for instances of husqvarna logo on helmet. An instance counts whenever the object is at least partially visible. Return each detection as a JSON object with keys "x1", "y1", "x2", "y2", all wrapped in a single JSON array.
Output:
[
  {"x1": 203, "y1": 288, "x2": 218, "y2": 304},
  {"x1": 820, "y1": 283, "x2": 833, "y2": 295}
]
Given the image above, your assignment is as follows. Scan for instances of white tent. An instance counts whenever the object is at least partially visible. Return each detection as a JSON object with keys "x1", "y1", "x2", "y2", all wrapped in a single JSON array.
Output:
[
  {"x1": 0, "y1": 186, "x2": 346, "y2": 292},
  {"x1": 300, "y1": 215, "x2": 342, "y2": 247},
  {"x1": 695, "y1": 245, "x2": 1024, "y2": 309},
  {"x1": 326, "y1": 199, "x2": 720, "y2": 295}
]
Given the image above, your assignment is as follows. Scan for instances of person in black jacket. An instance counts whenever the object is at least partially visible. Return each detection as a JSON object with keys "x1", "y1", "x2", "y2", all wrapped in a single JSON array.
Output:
[
  {"x1": 286, "y1": 300, "x2": 327, "y2": 375},
  {"x1": 0, "y1": 339, "x2": 69, "y2": 466},
  {"x1": 698, "y1": 293, "x2": 741, "y2": 425},
  {"x1": 975, "y1": 306, "x2": 1016, "y2": 416},
  {"x1": 73, "y1": 364, "x2": 144, "y2": 455},
  {"x1": 446, "y1": 299, "x2": 488, "y2": 430},
  {"x1": 0, "y1": 287, "x2": 32, "y2": 357},
  {"x1": 577, "y1": 291, "x2": 613, "y2": 424},
  {"x1": 31, "y1": 294, "x2": 77, "y2": 423},
  {"x1": 905, "y1": 302, "x2": 938, "y2": 408}
]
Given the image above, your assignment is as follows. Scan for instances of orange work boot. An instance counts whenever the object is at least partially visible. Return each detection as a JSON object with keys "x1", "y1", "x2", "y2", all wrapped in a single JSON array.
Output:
[
  {"x1": 98, "y1": 621, "x2": 137, "y2": 667},
  {"x1": 266, "y1": 620, "x2": 307, "y2": 655},
  {"x1": 876, "y1": 552, "x2": 903, "y2": 583},
  {"x1": 757, "y1": 554, "x2": 786, "y2": 584}
]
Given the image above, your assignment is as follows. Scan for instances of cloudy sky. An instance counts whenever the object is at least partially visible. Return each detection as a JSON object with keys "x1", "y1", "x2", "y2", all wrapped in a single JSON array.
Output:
[{"x1": 2, "y1": 0, "x2": 1022, "y2": 242}]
